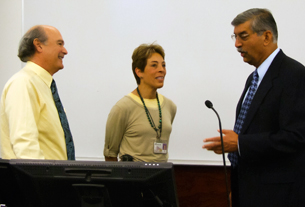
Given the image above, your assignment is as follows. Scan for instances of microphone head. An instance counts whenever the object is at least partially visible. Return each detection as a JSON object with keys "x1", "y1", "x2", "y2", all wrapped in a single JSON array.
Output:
[{"x1": 205, "y1": 100, "x2": 213, "y2": 109}]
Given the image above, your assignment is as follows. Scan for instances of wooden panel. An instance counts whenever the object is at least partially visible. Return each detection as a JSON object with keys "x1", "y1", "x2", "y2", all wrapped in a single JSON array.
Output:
[{"x1": 174, "y1": 165, "x2": 231, "y2": 207}]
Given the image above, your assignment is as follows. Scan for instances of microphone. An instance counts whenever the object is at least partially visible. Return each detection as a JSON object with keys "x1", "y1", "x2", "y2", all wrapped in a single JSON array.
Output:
[
  {"x1": 205, "y1": 100, "x2": 230, "y2": 207},
  {"x1": 205, "y1": 100, "x2": 213, "y2": 109}
]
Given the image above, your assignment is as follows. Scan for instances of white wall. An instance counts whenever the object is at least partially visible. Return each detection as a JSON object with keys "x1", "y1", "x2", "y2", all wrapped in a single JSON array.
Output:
[
  {"x1": 0, "y1": 0, "x2": 23, "y2": 157},
  {"x1": 1, "y1": 0, "x2": 305, "y2": 164},
  {"x1": 0, "y1": 0, "x2": 22, "y2": 89}
]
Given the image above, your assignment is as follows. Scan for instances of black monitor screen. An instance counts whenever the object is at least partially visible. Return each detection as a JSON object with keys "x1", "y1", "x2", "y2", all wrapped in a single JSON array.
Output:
[
  {"x1": 0, "y1": 159, "x2": 24, "y2": 207},
  {"x1": 7, "y1": 159, "x2": 179, "y2": 207}
]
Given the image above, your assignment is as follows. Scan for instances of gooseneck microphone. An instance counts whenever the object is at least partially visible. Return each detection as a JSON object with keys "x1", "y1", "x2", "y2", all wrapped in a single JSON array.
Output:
[
  {"x1": 205, "y1": 100, "x2": 213, "y2": 109},
  {"x1": 205, "y1": 100, "x2": 230, "y2": 207}
]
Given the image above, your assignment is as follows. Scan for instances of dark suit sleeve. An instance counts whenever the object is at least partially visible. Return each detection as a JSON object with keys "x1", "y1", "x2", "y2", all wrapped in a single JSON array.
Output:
[{"x1": 238, "y1": 55, "x2": 305, "y2": 162}]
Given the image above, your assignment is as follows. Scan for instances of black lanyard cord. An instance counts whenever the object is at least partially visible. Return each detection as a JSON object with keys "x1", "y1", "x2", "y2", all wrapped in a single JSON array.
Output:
[{"x1": 137, "y1": 87, "x2": 162, "y2": 138}]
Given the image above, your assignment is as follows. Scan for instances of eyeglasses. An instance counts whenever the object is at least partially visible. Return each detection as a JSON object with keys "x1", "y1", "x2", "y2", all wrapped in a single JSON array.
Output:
[
  {"x1": 231, "y1": 30, "x2": 266, "y2": 42},
  {"x1": 231, "y1": 33, "x2": 252, "y2": 42}
]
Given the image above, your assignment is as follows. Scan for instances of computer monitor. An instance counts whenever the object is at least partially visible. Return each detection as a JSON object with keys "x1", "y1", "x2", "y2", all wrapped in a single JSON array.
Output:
[
  {"x1": 7, "y1": 159, "x2": 179, "y2": 207},
  {"x1": 0, "y1": 159, "x2": 25, "y2": 207}
]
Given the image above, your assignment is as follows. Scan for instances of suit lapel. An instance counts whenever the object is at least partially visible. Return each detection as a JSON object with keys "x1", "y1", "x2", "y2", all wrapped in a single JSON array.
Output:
[{"x1": 239, "y1": 50, "x2": 285, "y2": 134}]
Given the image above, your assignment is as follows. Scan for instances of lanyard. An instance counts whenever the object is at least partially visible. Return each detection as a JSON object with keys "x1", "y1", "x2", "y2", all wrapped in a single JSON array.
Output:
[{"x1": 137, "y1": 87, "x2": 162, "y2": 138}]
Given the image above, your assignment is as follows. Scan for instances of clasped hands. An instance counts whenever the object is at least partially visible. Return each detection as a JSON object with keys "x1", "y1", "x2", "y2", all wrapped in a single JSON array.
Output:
[{"x1": 202, "y1": 129, "x2": 239, "y2": 154}]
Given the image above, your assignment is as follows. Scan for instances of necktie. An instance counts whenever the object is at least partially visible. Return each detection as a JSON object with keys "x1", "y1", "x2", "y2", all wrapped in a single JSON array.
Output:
[
  {"x1": 228, "y1": 70, "x2": 259, "y2": 167},
  {"x1": 51, "y1": 80, "x2": 75, "y2": 160}
]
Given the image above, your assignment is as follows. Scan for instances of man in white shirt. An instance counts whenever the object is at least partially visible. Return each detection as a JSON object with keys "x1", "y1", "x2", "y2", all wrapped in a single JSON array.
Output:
[{"x1": 203, "y1": 8, "x2": 305, "y2": 207}]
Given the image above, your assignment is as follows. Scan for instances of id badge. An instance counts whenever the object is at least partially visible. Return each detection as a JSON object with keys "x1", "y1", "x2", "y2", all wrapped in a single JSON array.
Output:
[{"x1": 154, "y1": 140, "x2": 168, "y2": 154}]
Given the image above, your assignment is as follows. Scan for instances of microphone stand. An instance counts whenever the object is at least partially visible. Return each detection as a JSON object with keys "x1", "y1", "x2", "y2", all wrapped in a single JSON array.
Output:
[{"x1": 205, "y1": 101, "x2": 230, "y2": 207}]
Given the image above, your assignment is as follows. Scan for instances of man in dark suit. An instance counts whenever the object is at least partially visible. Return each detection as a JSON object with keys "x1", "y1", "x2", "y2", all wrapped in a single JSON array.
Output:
[{"x1": 203, "y1": 8, "x2": 305, "y2": 207}]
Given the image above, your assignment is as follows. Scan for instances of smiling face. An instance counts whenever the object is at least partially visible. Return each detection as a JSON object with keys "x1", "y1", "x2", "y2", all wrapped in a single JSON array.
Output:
[
  {"x1": 233, "y1": 20, "x2": 267, "y2": 68},
  {"x1": 41, "y1": 26, "x2": 68, "y2": 75},
  {"x1": 136, "y1": 52, "x2": 166, "y2": 90}
]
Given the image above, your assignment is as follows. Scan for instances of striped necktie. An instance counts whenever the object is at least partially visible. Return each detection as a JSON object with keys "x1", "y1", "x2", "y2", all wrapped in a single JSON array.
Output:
[
  {"x1": 51, "y1": 80, "x2": 75, "y2": 160},
  {"x1": 228, "y1": 70, "x2": 259, "y2": 167}
]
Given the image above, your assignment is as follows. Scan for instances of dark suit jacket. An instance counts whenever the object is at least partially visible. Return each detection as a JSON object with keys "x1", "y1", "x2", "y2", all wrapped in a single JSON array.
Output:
[{"x1": 232, "y1": 50, "x2": 305, "y2": 207}]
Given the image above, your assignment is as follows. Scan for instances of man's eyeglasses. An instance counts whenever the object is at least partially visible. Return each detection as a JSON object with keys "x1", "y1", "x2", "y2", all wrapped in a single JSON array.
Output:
[
  {"x1": 231, "y1": 33, "x2": 251, "y2": 41},
  {"x1": 231, "y1": 30, "x2": 265, "y2": 42}
]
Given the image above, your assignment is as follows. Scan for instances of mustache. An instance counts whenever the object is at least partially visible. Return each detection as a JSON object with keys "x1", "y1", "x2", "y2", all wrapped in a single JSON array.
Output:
[{"x1": 237, "y1": 48, "x2": 246, "y2": 53}]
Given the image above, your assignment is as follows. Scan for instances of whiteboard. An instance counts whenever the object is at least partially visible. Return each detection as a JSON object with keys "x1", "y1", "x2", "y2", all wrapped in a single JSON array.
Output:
[{"x1": 1, "y1": 0, "x2": 305, "y2": 165}]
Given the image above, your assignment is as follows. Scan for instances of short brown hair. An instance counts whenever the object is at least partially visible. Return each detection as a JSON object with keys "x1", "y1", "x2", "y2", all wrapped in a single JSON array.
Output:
[{"x1": 132, "y1": 43, "x2": 165, "y2": 85}]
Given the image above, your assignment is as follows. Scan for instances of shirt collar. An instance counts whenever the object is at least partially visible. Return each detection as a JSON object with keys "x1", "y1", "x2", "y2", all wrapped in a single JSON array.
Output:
[
  {"x1": 26, "y1": 61, "x2": 53, "y2": 87},
  {"x1": 256, "y1": 48, "x2": 280, "y2": 83}
]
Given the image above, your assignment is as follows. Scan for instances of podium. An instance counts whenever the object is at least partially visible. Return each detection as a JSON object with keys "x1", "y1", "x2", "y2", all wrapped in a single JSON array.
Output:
[{"x1": 174, "y1": 165, "x2": 231, "y2": 207}]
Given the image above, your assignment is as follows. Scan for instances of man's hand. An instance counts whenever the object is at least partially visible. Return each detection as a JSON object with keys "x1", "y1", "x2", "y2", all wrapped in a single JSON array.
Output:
[{"x1": 202, "y1": 129, "x2": 238, "y2": 154}]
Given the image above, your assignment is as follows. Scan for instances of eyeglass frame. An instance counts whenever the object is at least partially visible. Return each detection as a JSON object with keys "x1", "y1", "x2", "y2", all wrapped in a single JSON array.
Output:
[{"x1": 231, "y1": 30, "x2": 266, "y2": 42}]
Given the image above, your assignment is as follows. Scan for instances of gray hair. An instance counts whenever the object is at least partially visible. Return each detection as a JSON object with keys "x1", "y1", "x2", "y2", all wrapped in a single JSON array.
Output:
[
  {"x1": 231, "y1": 8, "x2": 278, "y2": 43},
  {"x1": 18, "y1": 26, "x2": 48, "y2": 62}
]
